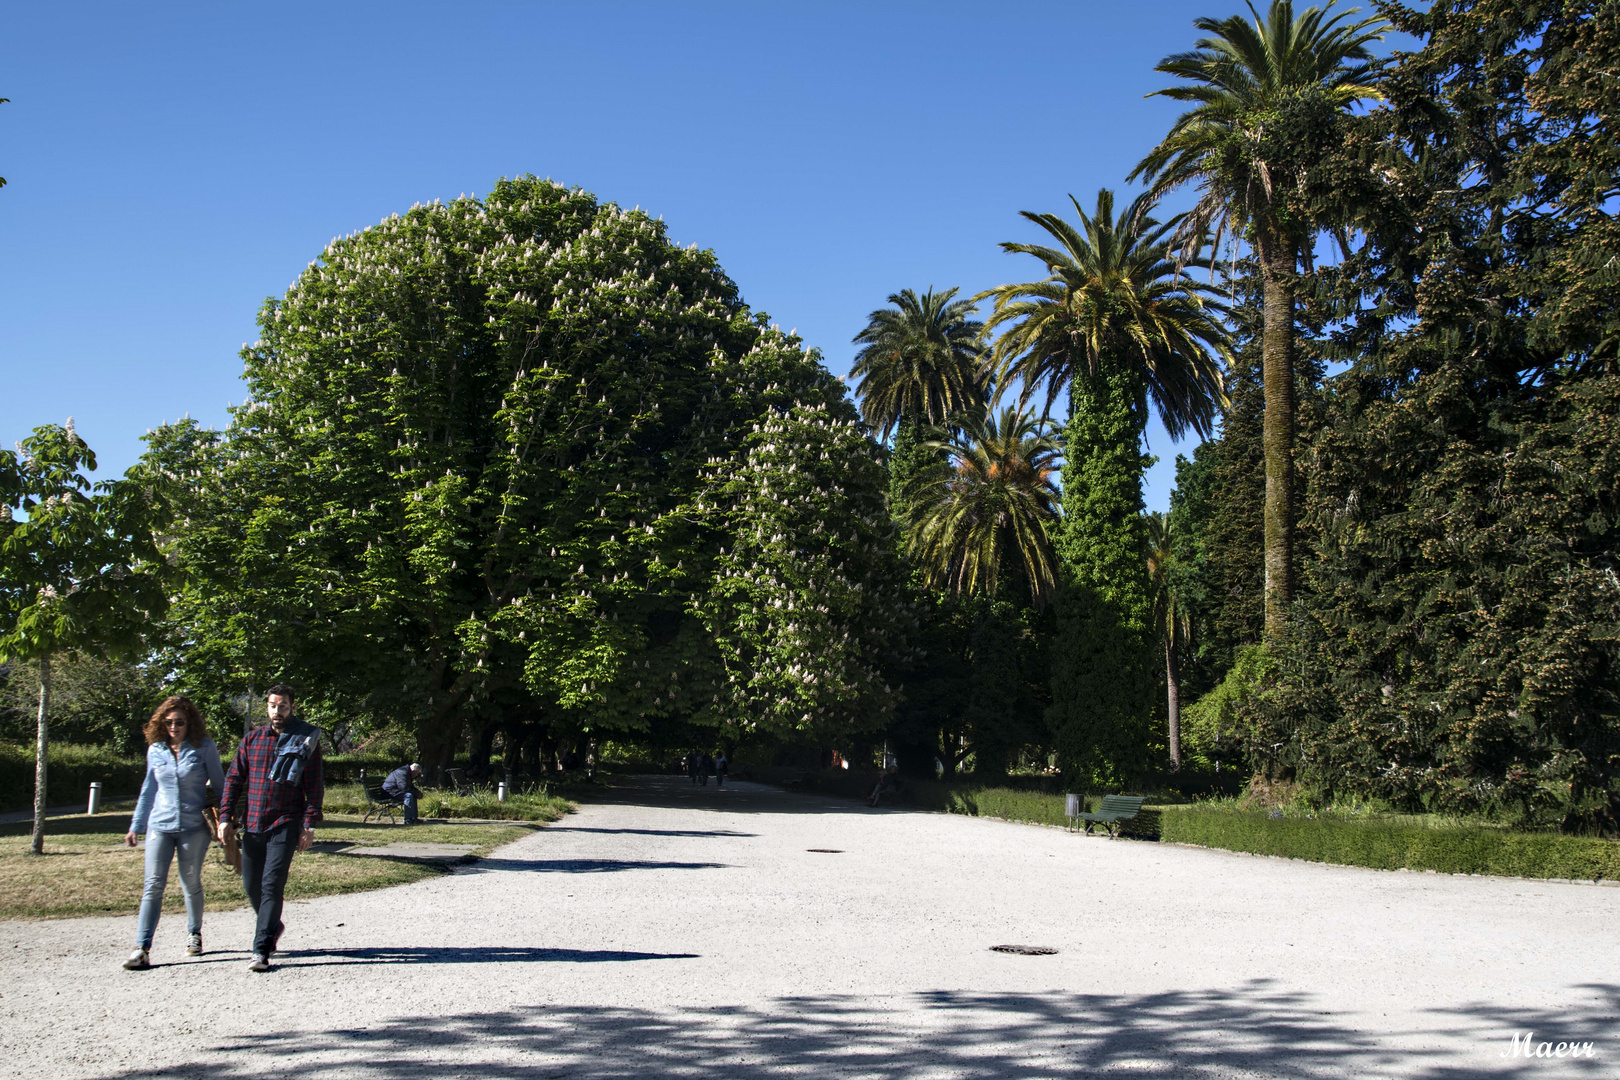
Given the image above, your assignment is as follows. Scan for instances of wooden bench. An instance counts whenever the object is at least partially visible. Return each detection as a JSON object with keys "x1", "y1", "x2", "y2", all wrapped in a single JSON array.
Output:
[
  {"x1": 442, "y1": 768, "x2": 472, "y2": 796},
  {"x1": 358, "y1": 770, "x2": 403, "y2": 825},
  {"x1": 1075, "y1": 794, "x2": 1146, "y2": 838}
]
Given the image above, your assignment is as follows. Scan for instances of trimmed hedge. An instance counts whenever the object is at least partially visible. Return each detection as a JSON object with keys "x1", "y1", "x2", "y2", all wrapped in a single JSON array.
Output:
[
  {"x1": 764, "y1": 766, "x2": 1619, "y2": 882},
  {"x1": 0, "y1": 743, "x2": 146, "y2": 813},
  {"x1": 1159, "y1": 807, "x2": 1620, "y2": 882},
  {"x1": 322, "y1": 754, "x2": 421, "y2": 786},
  {"x1": 947, "y1": 787, "x2": 1074, "y2": 827}
]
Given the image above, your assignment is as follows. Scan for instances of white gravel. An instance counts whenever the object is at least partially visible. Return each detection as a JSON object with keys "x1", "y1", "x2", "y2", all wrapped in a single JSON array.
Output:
[{"x1": 1, "y1": 775, "x2": 1613, "y2": 1079}]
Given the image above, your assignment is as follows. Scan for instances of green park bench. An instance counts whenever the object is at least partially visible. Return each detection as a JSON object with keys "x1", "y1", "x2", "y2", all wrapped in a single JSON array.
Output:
[
  {"x1": 358, "y1": 770, "x2": 402, "y2": 825},
  {"x1": 1074, "y1": 794, "x2": 1146, "y2": 838}
]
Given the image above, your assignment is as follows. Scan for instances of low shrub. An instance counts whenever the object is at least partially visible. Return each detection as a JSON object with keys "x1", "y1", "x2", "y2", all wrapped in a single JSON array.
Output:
[
  {"x1": 0, "y1": 743, "x2": 146, "y2": 813},
  {"x1": 1159, "y1": 807, "x2": 1620, "y2": 882}
]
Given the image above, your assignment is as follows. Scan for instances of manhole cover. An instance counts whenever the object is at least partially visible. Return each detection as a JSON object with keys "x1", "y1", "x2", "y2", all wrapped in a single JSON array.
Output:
[
  {"x1": 990, "y1": 944, "x2": 1058, "y2": 955},
  {"x1": 806, "y1": 848, "x2": 844, "y2": 853}
]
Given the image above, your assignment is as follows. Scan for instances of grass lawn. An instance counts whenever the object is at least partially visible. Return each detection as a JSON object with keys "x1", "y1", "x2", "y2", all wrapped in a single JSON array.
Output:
[{"x1": 0, "y1": 806, "x2": 564, "y2": 920}]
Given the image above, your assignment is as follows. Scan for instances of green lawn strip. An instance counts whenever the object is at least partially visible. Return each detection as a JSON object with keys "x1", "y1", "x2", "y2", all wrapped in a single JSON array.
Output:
[
  {"x1": 0, "y1": 811, "x2": 547, "y2": 920},
  {"x1": 322, "y1": 781, "x2": 573, "y2": 822}
]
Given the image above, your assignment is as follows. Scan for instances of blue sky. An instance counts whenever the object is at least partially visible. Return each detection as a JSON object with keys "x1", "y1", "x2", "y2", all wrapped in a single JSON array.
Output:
[{"x1": 4, "y1": 1, "x2": 1283, "y2": 510}]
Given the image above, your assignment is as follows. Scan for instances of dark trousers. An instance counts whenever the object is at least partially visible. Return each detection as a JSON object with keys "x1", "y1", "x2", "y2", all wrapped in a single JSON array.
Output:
[{"x1": 240, "y1": 822, "x2": 298, "y2": 956}]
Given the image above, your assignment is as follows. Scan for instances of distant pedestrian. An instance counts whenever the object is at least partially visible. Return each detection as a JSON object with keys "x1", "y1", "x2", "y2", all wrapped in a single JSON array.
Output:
[
  {"x1": 383, "y1": 763, "x2": 423, "y2": 824},
  {"x1": 713, "y1": 750, "x2": 728, "y2": 788},
  {"x1": 217, "y1": 684, "x2": 324, "y2": 973},
  {"x1": 700, "y1": 752, "x2": 713, "y2": 786},
  {"x1": 687, "y1": 751, "x2": 701, "y2": 785},
  {"x1": 123, "y1": 696, "x2": 224, "y2": 970}
]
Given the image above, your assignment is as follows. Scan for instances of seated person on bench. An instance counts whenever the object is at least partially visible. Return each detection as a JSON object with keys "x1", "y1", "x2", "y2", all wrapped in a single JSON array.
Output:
[
  {"x1": 868, "y1": 765, "x2": 900, "y2": 807},
  {"x1": 383, "y1": 763, "x2": 423, "y2": 824}
]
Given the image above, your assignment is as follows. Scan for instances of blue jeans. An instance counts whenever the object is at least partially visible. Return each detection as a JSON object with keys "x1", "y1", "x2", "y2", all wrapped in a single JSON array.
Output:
[
  {"x1": 135, "y1": 827, "x2": 210, "y2": 949},
  {"x1": 402, "y1": 790, "x2": 418, "y2": 823}
]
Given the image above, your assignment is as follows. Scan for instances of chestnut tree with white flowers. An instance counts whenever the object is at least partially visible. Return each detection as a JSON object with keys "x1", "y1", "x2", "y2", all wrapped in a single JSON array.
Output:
[{"x1": 148, "y1": 176, "x2": 908, "y2": 772}]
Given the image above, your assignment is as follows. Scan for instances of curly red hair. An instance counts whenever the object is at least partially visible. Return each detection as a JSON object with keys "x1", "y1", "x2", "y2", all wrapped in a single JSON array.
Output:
[{"x1": 143, "y1": 696, "x2": 208, "y2": 747}]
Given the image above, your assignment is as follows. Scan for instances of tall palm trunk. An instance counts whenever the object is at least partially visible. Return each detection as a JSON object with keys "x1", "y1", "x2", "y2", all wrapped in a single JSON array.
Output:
[
  {"x1": 30, "y1": 656, "x2": 51, "y2": 856},
  {"x1": 1165, "y1": 635, "x2": 1181, "y2": 771},
  {"x1": 1255, "y1": 223, "x2": 1296, "y2": 639}
]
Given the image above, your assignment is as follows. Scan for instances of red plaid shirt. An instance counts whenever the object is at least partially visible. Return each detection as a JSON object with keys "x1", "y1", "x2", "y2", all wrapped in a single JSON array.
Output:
[{"x1": 222, "y1": 721, "x2": 325, "y2": 833}]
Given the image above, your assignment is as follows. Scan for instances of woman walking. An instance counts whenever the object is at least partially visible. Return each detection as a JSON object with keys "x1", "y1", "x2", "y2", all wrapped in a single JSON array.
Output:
[{"x1": 123, "y1": 696, "x2": 224, "y2": 970}]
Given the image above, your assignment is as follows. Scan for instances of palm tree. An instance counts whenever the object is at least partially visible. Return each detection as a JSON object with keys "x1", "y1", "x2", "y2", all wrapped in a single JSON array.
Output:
[
  {"x1": 905, "y1": 405, "x2": 1062, "y2": 606},
  {"x1": 1129, "y1": 0, "x2": 1386, "y2": 637},
  {"x1": 977, "y1": 188, "x2": 1229, "y2": 440},
  {"x1": 1146, "y1": 511, "x2": 1193, "y2": 770},
  {"x1": 850, "y1": 287, "x2": 987, "y2": 437},
  {"x1": 979, "y1": 190, "x2": 1228, "y2": 785}
]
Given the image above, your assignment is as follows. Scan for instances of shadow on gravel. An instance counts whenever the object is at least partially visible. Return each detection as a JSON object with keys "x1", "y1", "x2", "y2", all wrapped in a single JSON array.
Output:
[
  {"x1": 104, "y1": 980, "x2": 1619, "y2": 1079},
  {"x1": 547, "y1": 827, "x2": 758, "y2": 838},
  {"x1": 274, "y1": 946, "x2": 698, "y2": 967},
  {"x1": 463, "y1": 858, "x2": 731, "y2": 873},
  {"x1": 578, "y1": 776, "x2": 881, "y2": 817}
]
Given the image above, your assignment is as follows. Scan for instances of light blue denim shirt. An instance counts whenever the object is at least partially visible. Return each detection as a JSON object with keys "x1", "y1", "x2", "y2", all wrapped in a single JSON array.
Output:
[{"x1": 129, "y1": 738, "x2": 225, "y2": 834}]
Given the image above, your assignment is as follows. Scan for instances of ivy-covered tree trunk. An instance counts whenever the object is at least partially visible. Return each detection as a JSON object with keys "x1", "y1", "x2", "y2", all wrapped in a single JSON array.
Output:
[
  {"x1": 1254, "y1": 224, "x2": 1297, "y2": 640},
  {"x1": 31, "y1": 655, "x2": 50, "y2": 856},
  {"x1": 963, "y1": 597, "x2": 1021, "y2": 777},
  {"x1": 1048, "y1": 368, "x2": 1155, "y2": 788},
  {"x1": 887, "y1": 416, "x2": 936, "y2": 533}
]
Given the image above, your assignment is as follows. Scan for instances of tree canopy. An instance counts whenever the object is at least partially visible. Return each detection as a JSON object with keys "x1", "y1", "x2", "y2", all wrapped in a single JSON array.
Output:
[{"x1": 149, "y1": 177, "x2": 908, "y2": 769}]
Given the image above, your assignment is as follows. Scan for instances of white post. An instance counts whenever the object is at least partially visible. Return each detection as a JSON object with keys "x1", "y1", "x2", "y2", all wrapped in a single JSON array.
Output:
[
  {"x1": 87, "y1": 782, "x2": 102, "y2": 815},
  {"x1": 497, "y1": 782, "x2": 508, "y2": 802}
]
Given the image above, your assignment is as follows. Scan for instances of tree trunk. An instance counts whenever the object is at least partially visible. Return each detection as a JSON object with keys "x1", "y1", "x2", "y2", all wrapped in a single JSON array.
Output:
[
  {"x1": 31, "y1": 655, "x2": 51, "y2": 856},
  {"x1": 1165, "y1": 635, "x2": 1181, "y2": 772},
  {"x1": 1255, "y1": 225, "x2": 1297, "y2": 639}
]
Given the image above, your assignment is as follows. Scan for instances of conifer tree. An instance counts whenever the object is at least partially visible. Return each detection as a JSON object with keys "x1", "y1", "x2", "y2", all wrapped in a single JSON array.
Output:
[{"x1": 1265, "y1": 0, "x2": 1620, "y2": 832}]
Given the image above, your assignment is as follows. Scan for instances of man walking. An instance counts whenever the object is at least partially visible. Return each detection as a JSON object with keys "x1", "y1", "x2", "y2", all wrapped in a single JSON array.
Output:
[
  {"x1": 383, "y1": 762, "x2": 422, "y2": 824},
  {"x1": 218, "y1": 684, "x2": 323, "y2": 973}
]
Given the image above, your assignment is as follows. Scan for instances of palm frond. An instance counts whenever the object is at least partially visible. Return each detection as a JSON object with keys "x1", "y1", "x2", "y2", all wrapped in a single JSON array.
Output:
[
  {"x1": 851, "y1": 287, "x2": 987, "y2": 436},
  {"x1": 977, "y1": 188, "x2": 1231, "y2": 438},
  {"x1": 904, "y1": 405, "x2": 1062, "y2": 606}
]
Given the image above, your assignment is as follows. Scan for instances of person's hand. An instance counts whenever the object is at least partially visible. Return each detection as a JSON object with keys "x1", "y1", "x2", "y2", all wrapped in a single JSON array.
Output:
[
  {"x1": 298, "y1": 827, "x2": 313, "y2": 852},
  {"x1": 124, "y1": 831, "x2": 138, "y2": 847},
  {"x1": 218, "y1": 821, "x2": 235, "y2": 845}
]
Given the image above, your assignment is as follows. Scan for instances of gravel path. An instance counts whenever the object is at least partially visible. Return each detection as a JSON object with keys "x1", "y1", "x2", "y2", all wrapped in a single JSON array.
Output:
[{"x1": 1, "y1": 775, "x2": 1613, "y2": 1079}]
